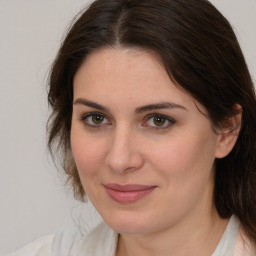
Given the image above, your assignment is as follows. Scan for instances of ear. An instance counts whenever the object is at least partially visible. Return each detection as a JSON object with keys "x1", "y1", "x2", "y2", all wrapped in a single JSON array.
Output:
[{"x1": 215, "y1": 104, "x2": 242, "y2": 159}]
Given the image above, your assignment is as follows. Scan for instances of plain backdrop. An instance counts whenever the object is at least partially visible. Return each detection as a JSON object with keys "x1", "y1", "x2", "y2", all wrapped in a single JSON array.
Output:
[{"x1": 0, "y1": 0, "x2": 255, "y2": 254}]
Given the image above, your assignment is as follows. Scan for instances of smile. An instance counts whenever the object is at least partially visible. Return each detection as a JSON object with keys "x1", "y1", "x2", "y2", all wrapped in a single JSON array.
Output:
[{"x1": 103, "y1": 184, "x2": 157, "y2": 204}]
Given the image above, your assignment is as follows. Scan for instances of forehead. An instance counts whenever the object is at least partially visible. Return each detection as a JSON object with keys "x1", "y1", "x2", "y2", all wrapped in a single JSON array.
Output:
[
  {"x1": 75, "y1": 47, "x2": 165, "y2": 84},
  {"x1": 73, "y1": 47, "x2": 201, "y2": 112}
]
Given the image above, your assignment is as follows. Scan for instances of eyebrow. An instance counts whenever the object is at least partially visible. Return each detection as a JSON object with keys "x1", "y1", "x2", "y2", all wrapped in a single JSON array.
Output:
[
  {"x1": 135, "y1": 102, "x2": 188, "y2": 113},
  {"x1": 73, "y1": 98, "x2": 188, "y2": 113},
  {"x1": 73, "y1": 98, "x2": 109, "y2": 112}
]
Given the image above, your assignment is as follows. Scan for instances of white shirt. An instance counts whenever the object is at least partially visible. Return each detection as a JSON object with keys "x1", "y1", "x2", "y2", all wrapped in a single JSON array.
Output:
[{"x1": 5, "y1": 215, "x2": 255, "y2": 256}]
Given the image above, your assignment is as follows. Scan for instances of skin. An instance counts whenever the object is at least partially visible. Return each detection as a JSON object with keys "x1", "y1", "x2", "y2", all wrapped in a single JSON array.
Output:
[{"x1": 71, "y1": 47, "x2": 240, "y2": 256}]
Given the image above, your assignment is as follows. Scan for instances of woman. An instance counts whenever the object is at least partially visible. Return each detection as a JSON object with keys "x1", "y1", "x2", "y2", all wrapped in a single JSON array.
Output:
[{"x1": 8, "y1": 0, "x2": 256, "y2": 255}]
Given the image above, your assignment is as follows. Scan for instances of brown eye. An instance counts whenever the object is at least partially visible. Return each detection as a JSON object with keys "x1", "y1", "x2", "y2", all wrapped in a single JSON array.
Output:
[
  {"x1": 153, "y1": 116, "x2": 167, "y2": 127},
  {"x1": 81, "y1": 113, "x2": 110, "y2": 127},
  {"x1": 142, "y1": 114, "x2": 176, "y2": 129},
  {"x1": 91, "y1": 114, "x2": 105, "y2": 124}
]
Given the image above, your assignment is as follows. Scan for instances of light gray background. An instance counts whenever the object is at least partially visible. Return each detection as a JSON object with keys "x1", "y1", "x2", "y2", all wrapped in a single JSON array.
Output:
[{"x1": 0, "y1": 0, "x2": 255, "y2": 254}]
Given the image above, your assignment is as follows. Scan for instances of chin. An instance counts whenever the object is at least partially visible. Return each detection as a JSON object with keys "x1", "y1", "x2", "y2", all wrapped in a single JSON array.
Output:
[{"x1": 102, "y1": 210, "x2": 156, "y2": 235}]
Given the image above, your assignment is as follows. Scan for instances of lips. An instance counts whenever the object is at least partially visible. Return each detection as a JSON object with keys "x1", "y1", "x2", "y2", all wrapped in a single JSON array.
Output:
[{"x1": 104, "y1": 183, "x2": 157, "y2": 204}]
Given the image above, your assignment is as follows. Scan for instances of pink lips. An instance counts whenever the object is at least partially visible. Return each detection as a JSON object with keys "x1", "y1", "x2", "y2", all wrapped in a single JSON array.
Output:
[{"x1": 104, "y1": 183, "x2": 157, "y2": 204}]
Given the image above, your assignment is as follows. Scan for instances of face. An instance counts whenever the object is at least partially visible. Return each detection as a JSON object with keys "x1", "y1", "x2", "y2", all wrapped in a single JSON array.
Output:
[{"x1": 71, "y1": 47, "x2": 223, "y2": 235}]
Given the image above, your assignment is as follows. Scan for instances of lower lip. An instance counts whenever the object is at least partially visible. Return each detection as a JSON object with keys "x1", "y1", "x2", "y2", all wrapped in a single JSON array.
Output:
[{"x1": 104, "y1": 187, "x2": 156, "y2": 204}]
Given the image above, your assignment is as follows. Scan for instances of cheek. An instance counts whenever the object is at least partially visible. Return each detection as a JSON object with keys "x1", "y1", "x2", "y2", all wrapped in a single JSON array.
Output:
[
  {"x1": 70, "y1": 132, "x2": 108, "y2": 198},
  {"x1": 147, "y1": 132, "x2": 217, "y2": 218},
  {"x1": 70, "y1": 129, "x2": 106, "y2": 178},
  {"x1": 148, "y1": 130, "x2": 217, "y2": 179}
]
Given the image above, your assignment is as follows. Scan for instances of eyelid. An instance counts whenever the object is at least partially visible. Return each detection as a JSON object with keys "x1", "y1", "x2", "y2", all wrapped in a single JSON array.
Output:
[
  {"x1": 80, "y1": 112, "x2": 111, "y2": 128},
  {"x1": 80, "y1": 111, "x2": 105, "y2": 120},
  {"x1": 142, "y1": 113, "x2": 176, "y2": 129}
]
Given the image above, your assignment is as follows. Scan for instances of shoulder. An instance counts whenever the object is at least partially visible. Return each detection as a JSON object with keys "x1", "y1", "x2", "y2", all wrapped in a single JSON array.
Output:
[
  {"x1": 5, "y1": 235, "x2": 54, "y2": 256},
  {"x1": 234, "y1": 227, "x2": 256, "y2": 256},
  {"x1": 4, "y1": 222, "x2": 117, "y2": 256},
  {"x1": 212, "y1": 215, "x2": 256, "y2": 256}
]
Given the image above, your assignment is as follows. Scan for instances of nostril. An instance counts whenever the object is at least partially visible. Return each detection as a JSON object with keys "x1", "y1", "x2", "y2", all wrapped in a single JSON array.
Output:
[{"x1": 105, "y1": 146, "x2": 144, "y2": 174}]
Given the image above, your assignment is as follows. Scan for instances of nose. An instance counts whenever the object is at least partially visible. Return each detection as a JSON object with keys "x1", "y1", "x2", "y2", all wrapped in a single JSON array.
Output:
[{"x1": 105, "y1": 127, "x2": 144, "y2": 174}]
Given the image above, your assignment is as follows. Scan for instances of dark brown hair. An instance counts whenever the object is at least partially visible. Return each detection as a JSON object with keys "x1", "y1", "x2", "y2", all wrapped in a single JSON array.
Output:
[{"x1": 47, "y1": 0, "x2": 256, "y2": 245}]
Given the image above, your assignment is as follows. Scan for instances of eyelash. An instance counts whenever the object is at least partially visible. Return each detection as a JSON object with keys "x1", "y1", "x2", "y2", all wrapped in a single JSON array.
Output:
[
  {"x1": 142, "y1": 113, "x2": 176, "y2": 130},
  {"x1": 80, "y1": 112, "x2": 111, "y2": 129},
  {"x1": 80, "y1": 112, "x2": 176, "y2": 130}
]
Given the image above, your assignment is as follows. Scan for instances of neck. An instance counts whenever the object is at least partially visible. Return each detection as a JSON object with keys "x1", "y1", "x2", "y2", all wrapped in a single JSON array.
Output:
[{"x1": 116, "y1": 209, "x2": 229, "y2": 256}]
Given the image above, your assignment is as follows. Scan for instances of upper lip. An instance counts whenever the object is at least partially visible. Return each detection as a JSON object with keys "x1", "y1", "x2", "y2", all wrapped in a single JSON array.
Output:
[{"x1": 104, "y1": 183, "x2": 157, "y2": 192}]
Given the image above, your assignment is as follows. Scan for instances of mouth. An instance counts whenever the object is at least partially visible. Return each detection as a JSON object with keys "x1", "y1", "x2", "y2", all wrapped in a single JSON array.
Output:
[{"x1": 103, "y1": 183, "x2": 157, "y2": 204}]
